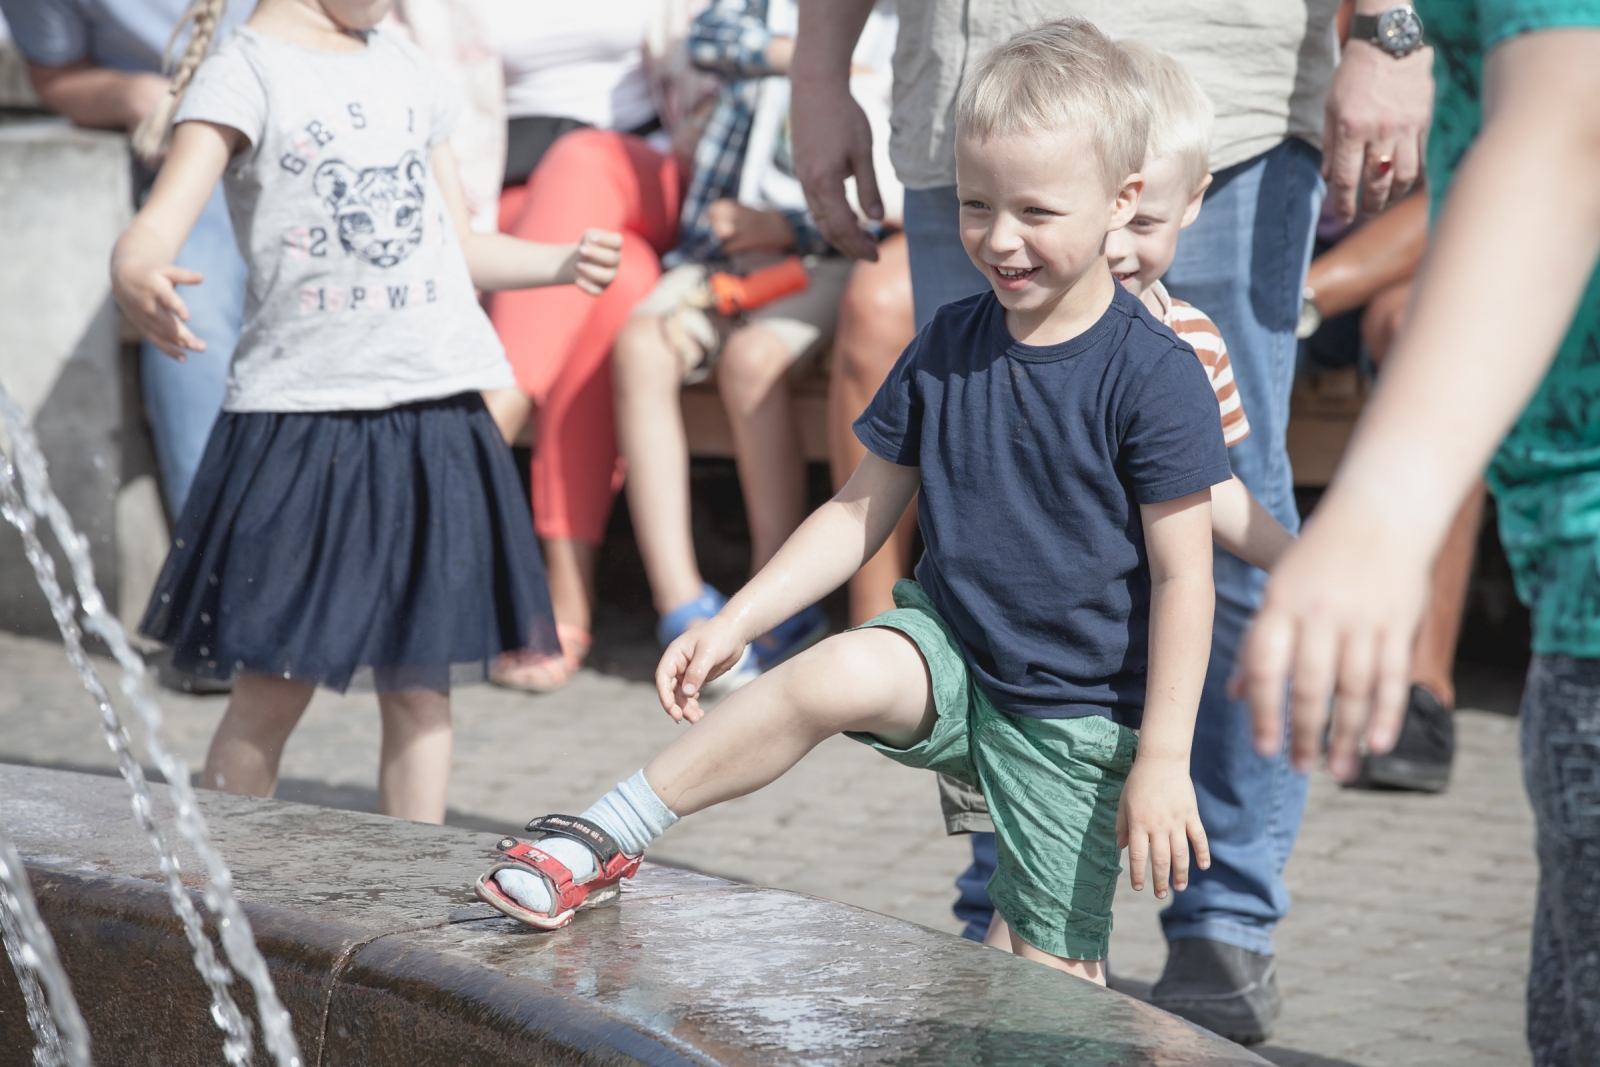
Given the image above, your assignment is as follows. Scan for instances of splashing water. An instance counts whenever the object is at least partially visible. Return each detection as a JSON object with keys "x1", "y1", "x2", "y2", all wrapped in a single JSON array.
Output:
[
  {"x1": 0, "y1": 384, "x2": 303, "y2": 1067},
  {"x1": 0, "y1": 836, "x2": 90, "y2": 1067}
]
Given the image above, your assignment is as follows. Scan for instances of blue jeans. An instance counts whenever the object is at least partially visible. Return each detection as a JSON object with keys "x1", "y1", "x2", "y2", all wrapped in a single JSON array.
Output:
[
  {"x1": 141, "y1": 182, "x2": 245, "y2": 516},
  {"x1": 906, "y1": 140, "x2": 1325, "y2": 956}
]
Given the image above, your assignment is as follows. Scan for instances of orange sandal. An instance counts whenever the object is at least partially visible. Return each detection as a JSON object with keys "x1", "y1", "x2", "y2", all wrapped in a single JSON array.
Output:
[{"x1": 490, "y1": 623, "x2": 592, "y2": 693}]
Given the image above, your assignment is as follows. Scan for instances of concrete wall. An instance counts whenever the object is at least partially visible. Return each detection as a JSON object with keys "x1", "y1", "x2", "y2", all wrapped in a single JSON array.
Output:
[{"x1": 0, "y1": 115, "x2": 168, "y2": 639}]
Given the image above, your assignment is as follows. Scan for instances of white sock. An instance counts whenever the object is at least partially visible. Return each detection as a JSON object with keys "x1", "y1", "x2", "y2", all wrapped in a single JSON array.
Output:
[{"x1": 495, "y1": 770, "x2": 677, "y2": 914}]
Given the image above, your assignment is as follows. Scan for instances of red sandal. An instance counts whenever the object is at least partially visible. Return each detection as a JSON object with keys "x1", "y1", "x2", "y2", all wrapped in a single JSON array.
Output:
[{"x1": 473, "y1": 814, "x2": 642, "y2": 930}]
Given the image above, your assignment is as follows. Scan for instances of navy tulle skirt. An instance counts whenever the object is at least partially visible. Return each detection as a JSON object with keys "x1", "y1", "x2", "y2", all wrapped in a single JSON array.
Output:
[{"x1": 140, "y1": 393, "x2": 558, "y2": 692}]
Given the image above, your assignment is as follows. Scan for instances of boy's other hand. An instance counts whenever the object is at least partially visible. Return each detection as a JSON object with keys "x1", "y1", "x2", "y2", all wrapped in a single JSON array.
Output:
[
  {"x1": 707, "y1": 200, "x2": 796, "y2": 255},
  {"x1": 656, "y1": 617, "x2": 749, "y2": 724},
  {"x1": 1116, "y1": 755, "x2": 1210, "y2": 899},
  {"x1": 111, "y1": 260, "x2": 207, "y2": 360},
  {"x1": 566, "y1": 229, "x2": 623, "y2": 294}
]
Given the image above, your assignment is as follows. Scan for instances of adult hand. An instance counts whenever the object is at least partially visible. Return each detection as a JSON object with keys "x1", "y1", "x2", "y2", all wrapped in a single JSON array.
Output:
[
  {"x1": 791, "y1": 0, "x2": 883, "y2": 261},
  {"x1": 1233, "y1": 492, "x2": 1429, "y2": 782},
  {"x1": 1322, "y1": 39, "x2": 1433, "y2": 224}
]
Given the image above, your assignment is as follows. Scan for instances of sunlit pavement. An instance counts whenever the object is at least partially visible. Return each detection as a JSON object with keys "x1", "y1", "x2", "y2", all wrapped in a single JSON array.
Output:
[{"x1": 0, "y1": 629, "x2": 1533, "y2": 1067}]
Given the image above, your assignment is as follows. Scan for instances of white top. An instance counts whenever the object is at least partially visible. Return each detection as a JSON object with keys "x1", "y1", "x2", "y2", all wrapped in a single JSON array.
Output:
[
  {"x1": 473, "y1": 0, "x2": 655, "y2": 129},
  {"x1": 175, "y1": 27, "x2": 513, "y2": 413}
]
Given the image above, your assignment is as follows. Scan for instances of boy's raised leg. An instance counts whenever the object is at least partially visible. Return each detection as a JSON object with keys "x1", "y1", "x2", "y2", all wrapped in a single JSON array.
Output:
[{"x1": 482, "y1": 627, "x2": 936, "y2": 922}]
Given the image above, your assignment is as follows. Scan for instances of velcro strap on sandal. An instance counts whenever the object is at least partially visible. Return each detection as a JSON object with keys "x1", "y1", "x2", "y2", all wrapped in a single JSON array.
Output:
[{"x1": 522, "y1": 814, "x2": 625, "y2": 864}]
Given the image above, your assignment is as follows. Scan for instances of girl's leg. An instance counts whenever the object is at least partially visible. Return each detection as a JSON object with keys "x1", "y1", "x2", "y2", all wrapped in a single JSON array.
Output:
[
  {"x1": 615, "y1": 314, "x2": 706, "y2": 615},
  {"x1": 718, "y1": 325, "x2": 807, "y2": 572},
  {"x1": 200, "y1": 671, "x2": 315, "y2": 796},
  {"x1": 376, "y1": 688, "x2": 452, "y2": 824},
  {"x1": 826, "y1": 234, "x2": 920, "y2": 624}
]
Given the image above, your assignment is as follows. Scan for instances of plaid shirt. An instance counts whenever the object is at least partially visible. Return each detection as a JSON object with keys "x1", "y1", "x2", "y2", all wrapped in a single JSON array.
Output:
[{"x1": 664, "y1": 0, "x2": 831, "y2": 268}]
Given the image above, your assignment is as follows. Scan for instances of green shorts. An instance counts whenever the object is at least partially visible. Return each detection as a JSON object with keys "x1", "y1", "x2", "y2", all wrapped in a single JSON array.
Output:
[{"x1": 848, "y1": 580, "x2": 1139, "y2": 961}]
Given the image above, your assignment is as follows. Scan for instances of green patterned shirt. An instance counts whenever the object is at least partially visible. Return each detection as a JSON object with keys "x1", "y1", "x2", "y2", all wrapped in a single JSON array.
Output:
[{"x1": 1418, "y1": 0, "x2": 1600, "y2": 654}]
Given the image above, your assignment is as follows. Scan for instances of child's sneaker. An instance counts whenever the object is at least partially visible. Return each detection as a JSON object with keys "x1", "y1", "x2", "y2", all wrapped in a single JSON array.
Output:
[
  {"x1": 750, "y1": 602, "x2": 830, "y2": 672},
  {"x1": 474, "y1": 815, "x2": 642, "y2": 930},
  {"x1": 655, "y1": 582, "x2": 758, "y2": 695}
]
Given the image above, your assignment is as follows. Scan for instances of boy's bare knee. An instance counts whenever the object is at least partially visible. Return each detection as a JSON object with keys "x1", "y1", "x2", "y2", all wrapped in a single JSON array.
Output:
[{"x1": 779, "y1": 628, "x2": 931, "y2": 736}]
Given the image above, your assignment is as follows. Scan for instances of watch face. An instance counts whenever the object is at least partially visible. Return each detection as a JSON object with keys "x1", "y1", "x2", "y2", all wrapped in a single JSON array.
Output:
[{"x1": 1377, "y1": 8, "x2": 1424, "y2": 54}]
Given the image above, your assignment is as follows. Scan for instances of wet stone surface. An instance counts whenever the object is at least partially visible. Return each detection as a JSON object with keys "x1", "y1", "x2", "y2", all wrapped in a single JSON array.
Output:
[{"x1": 0, "y1": 764, "x2": 1264, "y2": 1066}]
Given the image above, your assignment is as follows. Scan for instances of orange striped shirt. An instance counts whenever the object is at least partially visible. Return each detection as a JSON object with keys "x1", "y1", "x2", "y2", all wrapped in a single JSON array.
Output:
[{"x1": 1150, "y1": 281, "x2": 1250, "y2": 447}]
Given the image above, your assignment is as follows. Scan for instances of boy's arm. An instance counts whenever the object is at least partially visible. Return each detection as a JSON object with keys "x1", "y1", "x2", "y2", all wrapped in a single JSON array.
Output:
[
  {"x1": 658, "y1": 452, "x2": 921, "y2": 721},
  {"x1": 111, "y1": 120, "x2": 239, "y2": 359},
  {"x1": 1211, "y1": 474, "x2": 1295, "y2": 572},
  {"x1": 432, "y1": 143, "x2": 622, "y2": 294},
  {"x1": 1121, "y1": 488, "x2": 1214, "y2": 898}
]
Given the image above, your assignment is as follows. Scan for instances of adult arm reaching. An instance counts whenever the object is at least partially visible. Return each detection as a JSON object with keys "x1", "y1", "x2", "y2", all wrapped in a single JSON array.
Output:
[
  {"x1": 790, "y1": 0, "x2": 881, "y2": 260},
  {"x1": 1237, "y1": 28, "x2": 1600, "y2": 781}
]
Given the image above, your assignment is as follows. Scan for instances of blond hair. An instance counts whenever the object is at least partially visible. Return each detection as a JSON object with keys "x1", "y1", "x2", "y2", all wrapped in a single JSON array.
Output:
[
  {"x1": 954, "y1": 18, "x2": 1149, "y2": 194},
  {"x1": 1118, "y1": 40, "x2": 1213, "y2": 194},
  {"x1": 130, "y1": 0, "x2": 229, "y2": 162}
]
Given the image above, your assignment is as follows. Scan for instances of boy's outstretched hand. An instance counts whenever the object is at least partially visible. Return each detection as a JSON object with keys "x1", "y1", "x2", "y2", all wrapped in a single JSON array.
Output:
[
  {"x1": 563, "y1": 229, "x2": 624, "y2": 295},
  {"x1": 655, "y1": 616, "x2": 749, "y2": 724},
  {"x1": 111, "y1": 260, "x2": 207, "y2": 360},
  {"x1": 1116, "y1": 755, "x2": 1210, "y2": 899}
]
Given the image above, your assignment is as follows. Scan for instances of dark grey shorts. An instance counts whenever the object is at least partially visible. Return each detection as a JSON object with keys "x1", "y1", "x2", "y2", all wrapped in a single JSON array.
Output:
[{"x1": 1520, "y1": 655, "x2": 1600, "y2": 1067}]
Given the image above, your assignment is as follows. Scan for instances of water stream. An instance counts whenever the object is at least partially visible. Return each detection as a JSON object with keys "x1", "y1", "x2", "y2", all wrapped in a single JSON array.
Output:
[
  {"x1": 0, "y1": 384, "x2": 302, "y2": 1067},
  {"x1": 0, "y1": 836, "x2": 90, "y2": 1067}
]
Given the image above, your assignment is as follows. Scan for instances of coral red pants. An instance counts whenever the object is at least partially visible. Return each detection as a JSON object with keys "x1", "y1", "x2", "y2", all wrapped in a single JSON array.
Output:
[{"x1": 490, "y1": 129, "x2": 681, "y2": 544}]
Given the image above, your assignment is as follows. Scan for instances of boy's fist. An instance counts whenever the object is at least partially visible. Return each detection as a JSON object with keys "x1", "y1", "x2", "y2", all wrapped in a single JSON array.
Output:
[
  {"x1": 111, "y1": 260, "x2": 206, "y2": 361},
  {"x1": 568, "y1": 229, "x2": 623, "y2": 295}
]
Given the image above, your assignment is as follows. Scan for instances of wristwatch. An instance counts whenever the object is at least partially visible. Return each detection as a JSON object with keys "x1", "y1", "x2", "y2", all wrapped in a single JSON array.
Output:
[{"x1": 1349, "y1": 6, "x2": 1426, "y2": 57}]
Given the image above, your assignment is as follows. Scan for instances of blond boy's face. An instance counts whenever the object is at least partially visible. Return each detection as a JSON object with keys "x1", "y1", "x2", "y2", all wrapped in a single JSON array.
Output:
[
  {"x1": 956, "y1": 126, "x2": 1139, "y2": 332},
  {"x1": 1103, "y1": 154, "x2": 1210, "y2": 304}
]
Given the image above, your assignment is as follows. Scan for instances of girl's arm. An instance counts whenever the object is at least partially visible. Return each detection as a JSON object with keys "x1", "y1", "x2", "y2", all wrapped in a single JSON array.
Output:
[
  {"x1": 110, "y1": 120, "x2": 241, "y2": 359},
  {"x1": 1211, "y1": 474, "x2": 1294, "y2": 572},
  {"x1": 430, "y1": 143, "x2": 621, "y2": 294},
  {"x1": 1120, "y1": 489, "x2": 1214, "y2": 899},
  {"x1": 656, "y1": 452, "x2": 922, "y2": 721},
  {"x1": 1237, "y1": 28, "x2": 1600, "y2": 782}
]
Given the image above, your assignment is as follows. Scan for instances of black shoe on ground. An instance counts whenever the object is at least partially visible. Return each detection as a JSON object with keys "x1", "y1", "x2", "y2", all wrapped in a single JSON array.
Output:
[
  {"x1": 1361, "y1": 684, "x2": 1454, "y2": 793},
  {"x1": 151, "y1": 648, "x2": 234, "y2": 695},
  {"x1": 1149, "y1": 938, "x2": 1282, "y2": 1045}
]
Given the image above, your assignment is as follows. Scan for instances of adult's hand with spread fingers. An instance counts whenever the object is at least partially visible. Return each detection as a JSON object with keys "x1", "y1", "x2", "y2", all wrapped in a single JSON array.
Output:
[
  {"x1": 791, "y1": 0, "x2": 882, "y2": 261},
  {"x1": 1237, "y1": 29, "x2": 1600, "y2": 778}
]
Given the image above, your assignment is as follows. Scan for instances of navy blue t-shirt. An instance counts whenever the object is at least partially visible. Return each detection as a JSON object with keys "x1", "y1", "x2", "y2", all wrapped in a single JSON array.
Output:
[{"x1": 854, "y1": 285, "x2": 1232, "y2": 727}]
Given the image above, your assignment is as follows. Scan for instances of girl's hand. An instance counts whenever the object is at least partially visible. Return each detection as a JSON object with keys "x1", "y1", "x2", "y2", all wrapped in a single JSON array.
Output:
[
  {"x1": 654, "y1": 616, "x2": 749, "y2": 725},
  {"x1": 1115, "y1": 755, "x2": 1210, "y2": 899},
  {"x1": 565, "y1": 229, "x2": 623, "y2": 295},
  {"x1": 112, "y1": 260, "x2": 207, "y2": 360}
]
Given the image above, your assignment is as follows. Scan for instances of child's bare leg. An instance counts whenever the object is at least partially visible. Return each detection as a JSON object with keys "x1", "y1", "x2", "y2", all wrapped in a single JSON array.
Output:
[
  {"x1": 644, "y1": 627, "x2": 936, "y2": 814},
  {"x1": 377, "y1": 688, "x2": 452, "y2": 823},
  {"x1": 489, "y1": 628, "x2": 934, "y2": 918},
  {"x1": 1009, "y1": 926, "x2": 1106, "y2": 984},
  {"x1": 200, "y1": 671, "x2": 315, "y2": 796},
  {"x1": 718, "y1": 325, "x2": 806, "y2": 573},
  {"x1": 614, "y1": 315, "x2": 705, "y2": 614}
]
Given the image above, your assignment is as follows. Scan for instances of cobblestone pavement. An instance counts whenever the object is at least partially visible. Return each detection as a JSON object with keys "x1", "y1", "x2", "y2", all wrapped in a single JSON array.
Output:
[{"x1": 0, "y1": 630, "x2": 1535, "y2": 1067}]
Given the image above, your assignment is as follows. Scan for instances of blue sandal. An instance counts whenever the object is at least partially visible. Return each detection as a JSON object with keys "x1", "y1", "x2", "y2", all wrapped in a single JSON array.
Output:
[{"x1": 750, "y1": 603, "x2": 830, "y2": 672}]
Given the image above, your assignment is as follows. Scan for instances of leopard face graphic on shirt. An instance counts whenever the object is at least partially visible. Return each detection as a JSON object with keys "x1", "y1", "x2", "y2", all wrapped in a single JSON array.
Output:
[
  {"x1": 172, "y1": 26, "x2": 512, "y2": 414},
  {"x1": 312, "y1": 150, "x2": 427, "y2": 268}
]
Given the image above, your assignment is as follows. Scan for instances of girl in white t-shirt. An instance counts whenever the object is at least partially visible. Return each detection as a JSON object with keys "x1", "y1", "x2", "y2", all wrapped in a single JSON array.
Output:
[{"x1": 111, "y1": 0, "x2": 622, "y2": 823}]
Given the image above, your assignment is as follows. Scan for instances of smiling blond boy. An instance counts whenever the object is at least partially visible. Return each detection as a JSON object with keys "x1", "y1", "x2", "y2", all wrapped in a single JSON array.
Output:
[{"x1": 474, "y1": 18, "x2": 1230, "y2": 984}]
